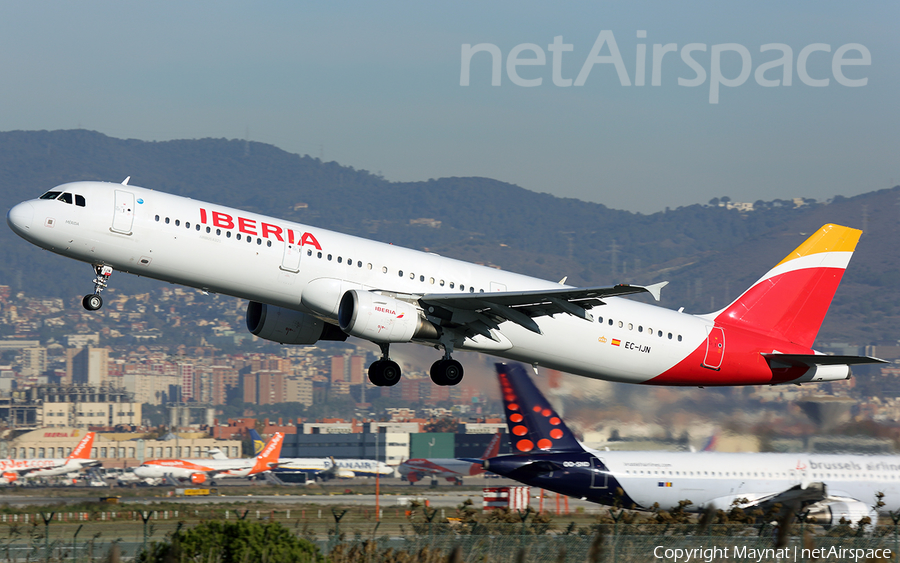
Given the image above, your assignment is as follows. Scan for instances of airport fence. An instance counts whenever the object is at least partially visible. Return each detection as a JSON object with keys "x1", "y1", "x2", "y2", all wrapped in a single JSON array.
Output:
[{"x1": 0, "y1": 518, "x2": 899, "y2": 562}]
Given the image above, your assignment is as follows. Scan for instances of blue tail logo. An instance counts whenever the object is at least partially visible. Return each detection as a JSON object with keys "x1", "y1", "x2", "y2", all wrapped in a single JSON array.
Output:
[
  {"x1": 248, "y1": 429, "x2": 266, "y2": 456},
  {"x1": 497, "y1": 363, "x2": 582, "y2": 453}
]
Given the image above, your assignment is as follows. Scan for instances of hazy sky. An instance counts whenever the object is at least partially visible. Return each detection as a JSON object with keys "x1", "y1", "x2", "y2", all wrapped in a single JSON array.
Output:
[{"x1": 0, "y1": 1, "x2": 896, "y2": 213}]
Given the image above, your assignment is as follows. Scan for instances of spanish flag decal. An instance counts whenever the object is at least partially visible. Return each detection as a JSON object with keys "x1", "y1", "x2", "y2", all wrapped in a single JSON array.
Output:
[{"x1": 611, "y1": 339, "x2": 621, "y2": 346}]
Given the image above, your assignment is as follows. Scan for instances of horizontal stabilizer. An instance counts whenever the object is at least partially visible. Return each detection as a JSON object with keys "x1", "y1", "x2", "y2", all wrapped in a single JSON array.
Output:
[{"x1": 763, "y1": 353, "x2": 887, "y2": 367}]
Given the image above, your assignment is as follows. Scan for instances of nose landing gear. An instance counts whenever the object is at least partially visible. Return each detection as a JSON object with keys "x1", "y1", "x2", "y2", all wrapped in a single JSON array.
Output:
[{"x1": 82, "y1": 265, "x2": 113, "y2": 311}]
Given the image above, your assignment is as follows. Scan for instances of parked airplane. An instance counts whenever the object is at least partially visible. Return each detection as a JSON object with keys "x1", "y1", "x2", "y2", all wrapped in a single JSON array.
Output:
[
  {"x1": 0, "y1": 432, "x2": 98, "y2": 484},
  {"x1": 483, "y1": 363, "x2": 893, "y2": 526},
  {"x1": 133, "y1": 432, "x2": 283, "y2": 484},
  {"x1": 398, "y1": 431, "x2": 502, "y2": 485},
  {"x1": 7, "y1": 181, "x2": 882, "y2": 388},
  {"x1": 247, "y1": 429, "x2": 392, "y2": 480}
]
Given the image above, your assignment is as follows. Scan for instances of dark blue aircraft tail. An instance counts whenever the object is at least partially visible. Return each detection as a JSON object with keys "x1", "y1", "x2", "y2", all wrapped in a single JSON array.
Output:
[
  {"x1": 497, "y1": 363, "x2": 583, "y2": 453},
  {"x1": 248, "y1": 429, "x2": 266, "y2": 456}
]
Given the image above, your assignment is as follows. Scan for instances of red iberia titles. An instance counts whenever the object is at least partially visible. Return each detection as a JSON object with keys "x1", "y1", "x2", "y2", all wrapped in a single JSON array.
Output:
[{"x1": 198, "y1": 208, "x2": 322, "y2": 250}]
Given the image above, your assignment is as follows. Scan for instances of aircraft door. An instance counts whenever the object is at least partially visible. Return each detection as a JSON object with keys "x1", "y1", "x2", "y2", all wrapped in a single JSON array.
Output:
[
  {"x1": 702, "y1": 326, "x2": 725, "y2": 370},
  {"x1": 281, "y1": 241, "x2": 302, "y2": 273},
  {"x1": 111, "y1": 190, "x2": 135, "y2": 234},
  {"x1": 590, "y1": 457, "x2": 608, "y2": 489}
]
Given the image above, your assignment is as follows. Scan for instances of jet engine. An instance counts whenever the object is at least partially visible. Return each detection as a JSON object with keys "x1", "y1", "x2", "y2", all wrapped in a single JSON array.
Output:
[
  {"x1": 803, "y1": 498, "x2": 878, "y2": 528},
  {"x1": 246, "y1": 302, "x2": 347, "y2": 345},
  {"x1": 190, "y1": 473, "x2": 208, "y2": 485},
  {"x1": 338, "y1": 290, "x2": 438, "y2": 343},
  {"x1": 0, "y1": 472, "x2": 18, "y2": 485}
]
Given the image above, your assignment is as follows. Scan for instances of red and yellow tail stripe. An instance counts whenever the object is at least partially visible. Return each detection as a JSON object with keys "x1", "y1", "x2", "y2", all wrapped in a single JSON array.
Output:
[{"x1": 716, "y1": 224, "x2": 861, "y2": 348}]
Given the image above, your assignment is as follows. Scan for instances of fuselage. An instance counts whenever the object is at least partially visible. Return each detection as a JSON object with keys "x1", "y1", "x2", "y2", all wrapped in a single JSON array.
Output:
[
  {"x1": 276, "y1": 458, "x2": 394, "y2": 478},
  {"x1": 6, "y1": 181, "x2": 845, "y2": 386},
  {"x1": 486, "y1": 449, "x2": 900, "y2": 513},
  {"x1": 398, "y1": 458, "x2": 483, "y2": 481},
  {"x1": 133, "y1": 458, "x2": 255, "y2": 480},
  {"x1": 0, "y1": 458, "x2": 99, "y2": 481}
]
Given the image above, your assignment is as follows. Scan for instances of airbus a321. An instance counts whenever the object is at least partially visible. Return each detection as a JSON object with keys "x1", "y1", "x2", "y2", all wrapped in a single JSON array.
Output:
[
  {"x1": 133, "y1": 432, "x2": 283, "y2": 485},
  {"x1": 0, "y1": 432, "x2": 98, "y2": 484},
  {"x1": 6, "y1": 180, "x2": 882, "y2": 387},
  {"x1": 484, "y1": 363, "x2": 895, "y2": 527}
]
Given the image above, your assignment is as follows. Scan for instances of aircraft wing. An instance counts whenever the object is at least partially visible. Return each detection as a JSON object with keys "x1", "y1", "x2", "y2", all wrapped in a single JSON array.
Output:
[
  {"x1": 741, "y1": 482, "x2": 828, "y2": 511},
  {"x1": 419, "y1": 282, "x2": 667, "y2": 338}
]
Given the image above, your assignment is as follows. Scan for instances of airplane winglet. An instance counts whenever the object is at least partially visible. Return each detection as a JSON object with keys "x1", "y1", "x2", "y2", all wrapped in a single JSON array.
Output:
[{"x1": 644, "y1": 281, "x2": 668, "y2": 302}]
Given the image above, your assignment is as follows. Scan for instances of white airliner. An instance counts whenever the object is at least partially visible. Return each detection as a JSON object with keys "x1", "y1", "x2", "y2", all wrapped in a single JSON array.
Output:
[
  {"x1": 398, "y1": 431, "x2": 502, "y2": 485},
  {"x1": 247, "y1": 430, "x2": 392, "y2": 480},
  {"x1": 6, "y1": 180, "x2": 882, "y2": 387},
  {"x1": 484, "y1": 363, "x2": 893, "y2": 527},
  {"x1": 0, "y1": 432, "x2": 98, "y2": 484},
  {"x1": 133, "y1": 432, "x2": 283, "y2": 485}
]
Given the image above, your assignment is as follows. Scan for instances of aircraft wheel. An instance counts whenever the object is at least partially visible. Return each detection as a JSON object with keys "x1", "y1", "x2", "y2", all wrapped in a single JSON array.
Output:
[
  {"x1": 368, "y1": 360, "x2": 402, "y2": 387},
  {"x1": 380, "y1": 360, "x2": 401, "y2": 386},
  {"x1": 82, "y1": 294, "x2": 103, "y2": 311},
  {"x1": 430, "y1": 359, "x2": 464, "y2": 386}
]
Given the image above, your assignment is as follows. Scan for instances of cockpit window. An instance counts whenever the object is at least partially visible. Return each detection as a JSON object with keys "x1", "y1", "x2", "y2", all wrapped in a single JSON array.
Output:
[
  {"x1": 39, "y1": 191, "x2": 62, "y2": 200},
  {"x1": 75, "y1": 195, "x2": 85, "y2": 207},
  {"x1": 59, "y1": 193, "x2": 73, "y2": 204}
]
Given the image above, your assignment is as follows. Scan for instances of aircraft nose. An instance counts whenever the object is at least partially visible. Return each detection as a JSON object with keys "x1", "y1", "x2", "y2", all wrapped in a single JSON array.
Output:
[{"x1": 7, "y1": 202, "x2": 34, "y2": 234}]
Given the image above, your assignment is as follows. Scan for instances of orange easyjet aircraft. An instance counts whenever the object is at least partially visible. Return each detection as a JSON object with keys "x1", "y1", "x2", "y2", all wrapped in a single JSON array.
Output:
[{"x1": 133, "y1": 432, "x2": 283, "y2": 485}]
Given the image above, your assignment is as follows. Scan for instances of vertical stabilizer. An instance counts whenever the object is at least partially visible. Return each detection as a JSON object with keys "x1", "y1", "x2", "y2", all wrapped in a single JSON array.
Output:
[
  {"x1": 67, "y1": 432, "x2": 95, "y2": 460},
  {"x1": 496, "y1": 363, "x2": 583, "y2": 453},
  {"x1": 480, "y1": 431, "x2": 503, "y2": 460},
  {"x1": 715, "y1": 224, "x2": 861, "y2": 348},
  {"x1": 251, "y1": 432, "x2": 284, "y2": 474},
  {"x1": 248, "y1": 429, "x2": 265, "y2": 455}
]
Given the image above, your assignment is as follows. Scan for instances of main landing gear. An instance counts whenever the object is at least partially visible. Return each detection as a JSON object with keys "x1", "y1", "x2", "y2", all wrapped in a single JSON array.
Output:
[
  {"x1": 367, "y1": 343, "x2": 465, "y2": 387},
  {"x1": 82, "y1": 265, "x2": 113, "y2": 311},
  {"x1": 368, "y1": 344, "x2": 401, "y2": 387},
  {"x1": 430, "y1": 358, "x2": 463, "y2": 386},
  {"x1": 430, "y1": 339, "x2": 464, "y2": 386}
]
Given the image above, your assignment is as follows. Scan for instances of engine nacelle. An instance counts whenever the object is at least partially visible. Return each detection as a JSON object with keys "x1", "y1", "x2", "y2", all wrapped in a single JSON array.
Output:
[
  {"x1": 0, "y1": 472, "x2": 18, "y2": 485},
  {"x1": 246, "y1": 302, "x2": 347, "y2": 345},
  {"x1": 338, "y1": 291, "x2": 438, "y2": 344},
  {"x1": 190, "y1": 473, "x2": 208, "y2": 485},
  {"x1": 336, "y1": 468, "x2": 355, "y2": 479},
  {"x1": 804, "y1": 498, "x2": 878, "y2": 529}
]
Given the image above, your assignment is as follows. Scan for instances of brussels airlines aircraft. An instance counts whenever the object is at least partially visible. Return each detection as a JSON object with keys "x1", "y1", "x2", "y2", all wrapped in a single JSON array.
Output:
[
  {"x1": 6, "y1": 181, "x2": 882, "y2": 387},
  {"x1": 483, "y1": 364, "x2": 895, "y2": 527},
  {"x1": 133, "y1": 432, "x2": 283, "y2": 485},
  {"x1": 398, "y1": 431, "x2": 502, "y2": 485},
  {"x1": 0, "y1": 432, "x2": 98, "y2": 484}
]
